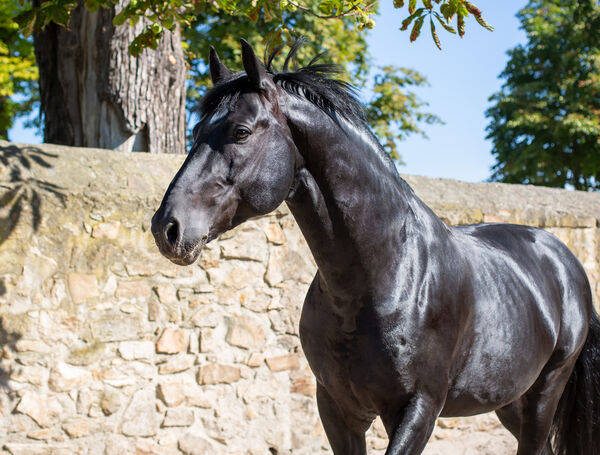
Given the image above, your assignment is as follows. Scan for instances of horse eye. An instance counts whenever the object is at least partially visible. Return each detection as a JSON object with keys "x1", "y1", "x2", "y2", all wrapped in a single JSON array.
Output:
[{"x1": 234, "y1": 127, "x2": 251, "y2": 141}]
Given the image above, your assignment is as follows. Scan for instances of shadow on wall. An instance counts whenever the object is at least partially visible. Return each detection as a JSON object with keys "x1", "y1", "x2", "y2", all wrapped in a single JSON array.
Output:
[
  {"x1": 0, "y1": 144, "x2": 66, "y2": 246},
  {"x1": 0, "y1": 317, "x2": 22, "y2": 391}
]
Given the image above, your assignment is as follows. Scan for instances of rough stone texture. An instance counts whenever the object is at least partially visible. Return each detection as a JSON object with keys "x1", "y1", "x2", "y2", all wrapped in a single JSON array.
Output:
[
  {"x1": 156, "y1": 328, "x2": 188, "y2": 354},
  {"x1": 15, "y1": 391, "x2": 62, "y2": 428},
  {"x1": 48, "y1": 362, "x2": 92, "y2": 392},
  {"x1": 197, "y1": 363, "x2": 241, "y2": 385},
  {"x1": 0, "y1": 141, "x2": 599, "y2": 454}
]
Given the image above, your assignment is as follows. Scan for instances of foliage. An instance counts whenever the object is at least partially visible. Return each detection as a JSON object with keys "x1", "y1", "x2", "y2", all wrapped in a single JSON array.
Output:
[
  {"x1": 0, "y1": 0, "x2": 38, "y2": 140},
  {"x1": 4, "y1": 0, "x2": 442, "y2": 161},
  {"x1": 486, "y1": 0, "x2": 600, "y2": 191},
  {"x1": 184, "y1": 3, "x2": 440, "y2": 159},
  {"x1": 14, "y1": 0, "x2": 493, "y2": 55},
  {"x1": 6, "y1": 0, "x2": 458, "y2": 160}
]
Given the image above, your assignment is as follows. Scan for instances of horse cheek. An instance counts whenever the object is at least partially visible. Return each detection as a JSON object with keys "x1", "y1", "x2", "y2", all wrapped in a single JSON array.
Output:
[{"x1": 244, "y1": 146, "x2": 295, "y2": 214}]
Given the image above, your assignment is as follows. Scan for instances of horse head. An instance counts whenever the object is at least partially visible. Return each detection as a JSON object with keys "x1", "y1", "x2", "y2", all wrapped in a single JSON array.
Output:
[{"x1": 151, "y1": 40, "x2": 299, "y2": 265}]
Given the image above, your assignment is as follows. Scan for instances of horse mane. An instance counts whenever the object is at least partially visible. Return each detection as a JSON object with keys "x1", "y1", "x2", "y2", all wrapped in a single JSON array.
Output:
[{"x1": 199, "y1": 40, "x2": 367, "y2": 126}]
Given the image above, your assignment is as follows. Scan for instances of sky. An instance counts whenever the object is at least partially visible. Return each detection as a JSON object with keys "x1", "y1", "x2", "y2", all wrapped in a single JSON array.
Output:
[
  {"x1": 366, "y1": 1, "x2": 528, "y2": 182},
  {"x1": 8, "y1": 1, "x2": 528, "y2": 183}
]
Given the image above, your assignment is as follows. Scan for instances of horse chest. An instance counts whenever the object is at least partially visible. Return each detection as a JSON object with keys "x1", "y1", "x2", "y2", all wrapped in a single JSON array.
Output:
[{"x1": 299, "y1": 295, "x2": 416, "y2": 414}]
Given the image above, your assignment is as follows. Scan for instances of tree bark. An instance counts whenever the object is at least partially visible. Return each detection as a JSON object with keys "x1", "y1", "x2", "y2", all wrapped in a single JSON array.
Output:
[{"x1": 33, "y1": 0, "x2": 186, "y2": 154}]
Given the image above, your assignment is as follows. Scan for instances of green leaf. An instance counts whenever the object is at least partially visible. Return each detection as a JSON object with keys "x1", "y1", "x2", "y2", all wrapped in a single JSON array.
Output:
[
  {"x1": 113, "y1": 10, "x2": 128, "y2": 26},
  {"x1": 408, "y1": 0, "x2": 416, "y2": 15},
  {"x1": 439, "y1": 2, "x2": 455, "y2": 21},
  {"x1": 13, "y1": 10, "x2": 36, "y2": 36},
  {"x1": 434, "y1": 12, "x2": 456, "y2": 33},
  {"x1": 400, "y1": 8, "x2": 424, "y2": 31},
  {"x1": 457, "y1": 12, "x2": 465, "y2": 37}
]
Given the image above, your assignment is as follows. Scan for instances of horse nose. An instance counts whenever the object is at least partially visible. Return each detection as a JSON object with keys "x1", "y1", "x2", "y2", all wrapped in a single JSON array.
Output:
[
  {"x1": 151, "y1": 210, "x2": 182, "y2": 253},
  {"x1": 164, "y1": 218, "x2": 180, "y2": 250}
]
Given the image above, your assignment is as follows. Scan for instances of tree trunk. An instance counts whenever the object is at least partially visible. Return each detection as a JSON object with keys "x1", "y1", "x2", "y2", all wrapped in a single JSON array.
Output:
[{"x1": 33, "y1": 0, "x2": 186, "y2": 154}]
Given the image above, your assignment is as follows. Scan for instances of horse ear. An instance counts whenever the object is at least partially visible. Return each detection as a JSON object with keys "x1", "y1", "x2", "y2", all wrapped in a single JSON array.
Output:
[
  {"x1": 240, "y1": 39, "x2": 271, "y2": 89},
  {"x1": 209, "y1": 46, "x2": 232, "y2": 86}
]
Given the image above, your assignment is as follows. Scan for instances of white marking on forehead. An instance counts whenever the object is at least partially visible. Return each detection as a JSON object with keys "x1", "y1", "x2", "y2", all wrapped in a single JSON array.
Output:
[{"x1": 206, "y1": 109, "x2": 228, "y2": 126}]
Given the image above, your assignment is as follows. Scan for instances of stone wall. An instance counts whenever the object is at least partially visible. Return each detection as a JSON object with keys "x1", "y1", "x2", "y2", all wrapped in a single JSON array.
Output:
[{"x1": 0, "y1": 141, "x2": 598, "y2": 455}]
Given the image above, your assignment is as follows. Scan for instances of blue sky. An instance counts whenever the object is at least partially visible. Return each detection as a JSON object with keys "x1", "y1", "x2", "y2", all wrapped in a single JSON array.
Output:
[
  {"x1": 367, "y1": 1, "x2": 528, "y2": 181},
  {"x1": 9, "y1": 1, "x2": 528, "y2": 182}
]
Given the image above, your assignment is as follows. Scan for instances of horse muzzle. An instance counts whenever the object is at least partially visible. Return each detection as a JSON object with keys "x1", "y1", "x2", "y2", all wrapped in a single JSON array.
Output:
[{"x1": 151, "y1": 210, "x2": 208, "y2": 266}]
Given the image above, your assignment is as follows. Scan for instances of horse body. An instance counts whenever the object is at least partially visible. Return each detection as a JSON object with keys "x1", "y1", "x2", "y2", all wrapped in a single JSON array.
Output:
[
  {"x1": 284, "y1": 87, "x2": 591, "y2": 451},
  {"x1": 151, "y1": 40, "x2": 600, "y2": 455}
]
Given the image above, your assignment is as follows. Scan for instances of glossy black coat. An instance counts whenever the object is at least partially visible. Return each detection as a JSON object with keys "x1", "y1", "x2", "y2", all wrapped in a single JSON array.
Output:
[{"x1": 152, "y1": 41, "x2": 600, "y2": 455}]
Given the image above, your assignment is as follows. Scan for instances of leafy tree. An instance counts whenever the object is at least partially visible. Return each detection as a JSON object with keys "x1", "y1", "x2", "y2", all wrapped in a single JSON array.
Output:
[
  {"x1": 0, "y1": 0, "x2": 37, "y2": 140},
  {"x1": 7, "y1": 0, "x2": 491, "y2": 156},
  {"x1": 184, "y1": 4, "x2": 441, "y2": 159},
  {"x1": 15, "y1": 0, "x2": 493, "y2": 55},
  {"x1": 27, "y1": 0, "x2": 188, "y2": 154},
  {"x1": 486, "y1": 0, "x2": 600, "y2": 191}
]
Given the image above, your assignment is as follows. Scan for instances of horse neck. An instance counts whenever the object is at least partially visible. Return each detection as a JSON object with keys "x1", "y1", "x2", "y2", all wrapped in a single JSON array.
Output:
[{"x1": 282, "y1": 95, "x2": 449, "y2": 300}]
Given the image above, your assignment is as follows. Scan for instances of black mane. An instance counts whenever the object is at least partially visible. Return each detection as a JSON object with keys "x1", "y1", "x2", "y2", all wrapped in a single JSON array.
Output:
[{"x1": 200, "y1": 42, "x2": 366, "y2": 126}]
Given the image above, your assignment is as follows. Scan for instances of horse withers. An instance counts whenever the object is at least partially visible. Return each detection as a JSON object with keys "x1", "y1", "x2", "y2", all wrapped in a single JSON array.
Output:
[{"x1": 151, "y1": 40, "x2": 600, "y2": 455}]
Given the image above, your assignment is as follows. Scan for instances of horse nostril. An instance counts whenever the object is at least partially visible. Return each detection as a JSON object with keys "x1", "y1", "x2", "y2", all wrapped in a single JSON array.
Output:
[{"x1": 165, "y1": 219, "x2": 179, "y2": 249}]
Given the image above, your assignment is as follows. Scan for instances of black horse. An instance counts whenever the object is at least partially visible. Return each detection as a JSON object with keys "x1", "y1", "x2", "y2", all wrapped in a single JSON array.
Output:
[{"x1": 152, "y1": 40, "x2": 600, "y2": 455}]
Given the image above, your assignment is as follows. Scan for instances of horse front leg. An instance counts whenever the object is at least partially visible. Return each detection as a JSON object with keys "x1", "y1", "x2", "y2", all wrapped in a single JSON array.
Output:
[
  {"x1": 383, "y1": 394, "x2": 443, "y2": 455},
  {"x1": 316, "y1": 383, "x2": 371, "y2": 455}
]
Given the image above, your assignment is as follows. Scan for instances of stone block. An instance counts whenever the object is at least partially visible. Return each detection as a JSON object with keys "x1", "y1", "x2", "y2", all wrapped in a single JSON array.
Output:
[
  {"x1": 264, "y1": 222, "x2": 287, "y2": 245},
  {"x1": 116, "y1": 280, "x2": 152, "y2": 300},
  {"x1": 225, "y1": 315, "x2": 266, "y2": 350},
  {"x1": 10, "y1": 366, "x2": 48, "y2": 387},
  {"x1": 3, "y1": 444, "x2": 73, "y2": 455},
  {"x1": 14, "y1": 339, "x2": 50, "y2": 353},
  {"x1": 61, "y1": 418, "x2": 91, "y2": 438},
  {"x1": 100, "y1": 390, "x2": 121, "y2": 416},
  {"x1": 265, "y1": 246, "x2": 314, "y2": 286},
  {"x1": 154, "y1": 283, "x2": 177, "y2": 304},
  {"x1": 220, "y1": 226, "x2": 268, "y2": 262},
  {"x1": 156, "y1": 327, "x2": 188, "y2": 354},
  {"x1": 247, "y1": 352, "x2": 264, "y2": 367},
  {"x1": 91, "y1": 221, "x2": 120, "y2": 239},
  {"x1": 158, "y1": 354, "x2": 195, "y2": 374},
  {"x1": 189, "y1": 307, "x2": 221, "y2": 328},
  {"x1": 162, "y1": 407, "x2": 195, "y2": 427},
  {"x1": 240, "y1": 290, "x2": 273, "y2": 313},
  {"x1": 16, "y1": 391, "x2": 62, "y2": 428},
  {"x1": 121, "y1": 386, "x2": 157, "y2": 437},
  {"x1": 25, "y1": 428, "x2": 58, "y2": 440},
  {"x1": 135, "y1": 439, "x2": 181, "y2": 455},
  {"x1": 208, "y1": 261, "x2": 266, "y2": 290},
  {"x1": 90, "y1": 314, "x2": 145, "y2": 342},
  {"x1": 67, "y1": 273, "x2": 99, "y2": 304},
  {"x1": 118, "y1": 340, "x2": 155, "y2": 360},
  {"x1": 157, "y1": 381, "x2": 186, "y2": 407},
  {"x1": 104, "y1": 435, "x2": 135, "y2": 454},
  {"x1": 49, "y1": 362, "x2": 92, "y2": 392},
  {"x1": 184, "y1": 388, "x2": 214, "y2": 408},
  {"x1": 66, "y1": 342, "x2": 106, "y2": 366},
  {"x1": 178, "y1": 434, "x2": 216, "y2": 455},
  {"x1": 266, "y1": 354, "x2": 301, "y2": 372},
  {"x1": 290, "y1": 377, "x2": 316, "y2": 397},
  {"x1": 198, "y1": 363, "x2": 241, "y2": 385}
]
